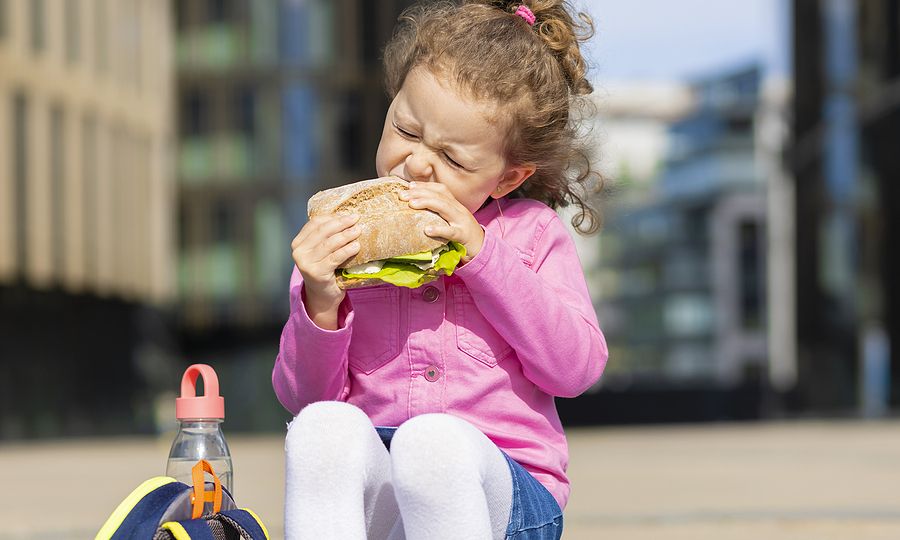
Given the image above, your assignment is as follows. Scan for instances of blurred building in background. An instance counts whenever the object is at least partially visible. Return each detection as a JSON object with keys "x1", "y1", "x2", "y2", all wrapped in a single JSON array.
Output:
[
  {"x1": 0, "y1": 0, "x2": 176, "y2": 438},
  {"x1": 172, "y1": 0, "x2": 415, "y2": 431},
  {"x1": 791, "y1": 0, "x2": 899, "y2": 415},
  {"x1": 561, "y1": 65, "x2": 782, "y2": 424},
  {"x1": 3, "y1": 0, "x2": 897, "y2": 439},
  {"x1": 571, "y1": 81, "x2": 692, "y2": 291}
]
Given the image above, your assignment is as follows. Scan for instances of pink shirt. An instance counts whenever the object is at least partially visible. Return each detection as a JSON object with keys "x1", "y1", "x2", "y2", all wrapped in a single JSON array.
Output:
[{"x1": 272, "y1": 197, "x2": 608, "y2": 509}]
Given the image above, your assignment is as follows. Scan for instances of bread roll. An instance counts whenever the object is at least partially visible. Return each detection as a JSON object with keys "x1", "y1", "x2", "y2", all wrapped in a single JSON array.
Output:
[{"x1": 308, "y1": 177, "x2": 448, "y2": 269}]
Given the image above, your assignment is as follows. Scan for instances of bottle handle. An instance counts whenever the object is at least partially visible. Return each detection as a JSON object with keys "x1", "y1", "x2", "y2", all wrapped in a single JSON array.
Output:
[
  {"x1": 181, "y1": 364, "x2": 220, "y2": 399},
  {"x1": 190, "y1": 459, "x2": 223, "y2": 518},
  {"x1": 176, "y1": 364, "x2": 225, "y2": 420}
]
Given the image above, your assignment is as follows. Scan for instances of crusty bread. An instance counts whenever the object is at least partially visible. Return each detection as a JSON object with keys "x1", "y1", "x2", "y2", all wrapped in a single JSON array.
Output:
[{"x1": 308, "y1": 177, "x2": 448, "y2": 268}]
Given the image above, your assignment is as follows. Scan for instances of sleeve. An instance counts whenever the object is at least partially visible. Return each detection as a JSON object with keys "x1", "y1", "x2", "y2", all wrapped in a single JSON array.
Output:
[
  {"x1": 272, "y1": 266, "x2": 354, "y2": 416},
  {"x1": 453, "y1": 214, "x2": 608, "y2": 397}
]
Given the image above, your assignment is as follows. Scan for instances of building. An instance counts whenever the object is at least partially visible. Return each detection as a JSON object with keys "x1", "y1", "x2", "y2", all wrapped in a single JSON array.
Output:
[
  {"x1": 791, "y1": 0, "x2": 899, "y2": 414},
  {"x1": 0, "y1": 0, "x2": 176, "y2": 438},
  {"x1": 571, "y1": 80, "x2": 692, "y2": 277},
  {"x1": 173, "y1": 0, "x2": 416, "y2": 430},
  {"x1": 561, "y1": 65, "x2": 776, "y2": 424}
]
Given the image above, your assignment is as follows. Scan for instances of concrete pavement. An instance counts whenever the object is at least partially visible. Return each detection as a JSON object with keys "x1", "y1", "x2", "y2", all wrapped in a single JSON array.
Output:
[{"x1": 2, "y1": 420, "x2": 900, "y2": 539}]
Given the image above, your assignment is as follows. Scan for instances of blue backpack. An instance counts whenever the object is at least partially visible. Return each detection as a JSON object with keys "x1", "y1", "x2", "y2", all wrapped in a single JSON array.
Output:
[{"x1": 95, "y1": 460, "x2": 270, "y2": 540}]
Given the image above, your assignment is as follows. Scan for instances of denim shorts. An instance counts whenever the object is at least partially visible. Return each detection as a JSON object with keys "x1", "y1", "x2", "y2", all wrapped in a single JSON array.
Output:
[{"x1": 376, "y1": 427, "x2": 563, "y2": 539}]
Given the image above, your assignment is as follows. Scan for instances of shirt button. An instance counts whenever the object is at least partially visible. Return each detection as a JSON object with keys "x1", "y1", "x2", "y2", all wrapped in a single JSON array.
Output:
[
  {"x1": 422, "y1": 286, "x2": 440, "y2": 303},
  {"x1": 424, "y1": 365, "x2": 441, "y2": 382}
]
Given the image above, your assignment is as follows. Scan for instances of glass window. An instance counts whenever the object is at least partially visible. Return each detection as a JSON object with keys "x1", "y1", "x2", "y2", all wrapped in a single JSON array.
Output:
[
  {"x1": 279, "y1": 0, "x2": 332, "y2": 67},
  {"x1": 213, "y1": 200, "x2": 235, "y2": 244},
  {"x1": 282, "y1": 84, "x2": 319, "y2": 179},
  {"x1": 65, "y1": 0, "x2": 80, "y2": 64},
  {"x1": 181, "y1": 89, "x2": 209, "y2": 137},
  {"x1": 210, "y1": 200, "x2": 239, "y2": 299},
  {"x1": 30, "y1": 0, "x2": 45, "y2": 53},
  {"x1": 179, "y1": 90, "x2": 212, "y2": 182},
  {"x1": 13, "y1": 93, "x2": 28, "y2": 278},
  {"x1": 234, "y1": 86, "x2": 255, "y2": 136},
  {"x1": 178, "y1": 201, "x2": 190, "y2": 250},
  {"x1": 279, "y1": 0, "x2": 308, "y2": 63},
  {"x1": 50, "y1": 106, "x2": 66, "y2": 278},
  {"x1": 249, "y1": 1, "x2": 277, "y2": 65},
  {"x1": 739, "y1": 220, "x2": 763, "y2": 330},
  {"x1": 207, "y1": 0, "x2": 230, "y2": 23},
  {"x1": 664, "y1": 293, "x2": 713, "y2": 337},
  {"x1": 254, "y1": 200, "x2": 284, "y2": 297}
]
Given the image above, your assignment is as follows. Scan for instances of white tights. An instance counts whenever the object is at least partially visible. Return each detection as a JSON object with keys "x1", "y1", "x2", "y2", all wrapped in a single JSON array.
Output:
[{"x1": 284, "y1": 401, "x2": 513, "y2": 539}]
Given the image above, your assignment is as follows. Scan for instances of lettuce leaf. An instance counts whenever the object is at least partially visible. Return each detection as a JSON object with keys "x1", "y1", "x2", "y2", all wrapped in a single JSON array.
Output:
[
  {"x1": 434, "y1": 241, "x2": 465, "y2": 275},
  {"x1": 341, "y1": 242, "x2": 467, "y2": 288}
]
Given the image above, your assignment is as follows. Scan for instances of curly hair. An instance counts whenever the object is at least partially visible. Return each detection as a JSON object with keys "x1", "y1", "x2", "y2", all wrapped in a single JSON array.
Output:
[{"x1": 382, "y1": 0, "x2": 603, "y2": 234}]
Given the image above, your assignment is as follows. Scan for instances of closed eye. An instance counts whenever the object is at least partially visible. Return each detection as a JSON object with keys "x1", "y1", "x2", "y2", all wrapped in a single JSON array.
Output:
[
  {"x1": 393, "y1": 123, "x2": 418, "y2": 139},
  {"x1": 443, "y1": 152, "x2": 464, "y2": 169}
]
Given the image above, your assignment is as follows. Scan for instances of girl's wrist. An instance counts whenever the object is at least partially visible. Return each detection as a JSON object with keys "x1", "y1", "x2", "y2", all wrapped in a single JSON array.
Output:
[
  {"x1": 303, "y1": 286, "x2": 345, "y2": 330},
  {"x1": 461, "y1": 228, "x2": 485, "y2": 264}
]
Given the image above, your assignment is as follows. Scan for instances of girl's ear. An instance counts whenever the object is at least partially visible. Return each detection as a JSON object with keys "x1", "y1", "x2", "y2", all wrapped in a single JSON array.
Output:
[{"x1": 492, "y1": 164, "x2": 536, "y2": 199}]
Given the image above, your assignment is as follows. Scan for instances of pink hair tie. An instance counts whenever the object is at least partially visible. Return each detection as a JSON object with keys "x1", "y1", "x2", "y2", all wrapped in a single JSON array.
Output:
[{"x1": 514, "y1": 5, "x2": 536, "y2": 27}]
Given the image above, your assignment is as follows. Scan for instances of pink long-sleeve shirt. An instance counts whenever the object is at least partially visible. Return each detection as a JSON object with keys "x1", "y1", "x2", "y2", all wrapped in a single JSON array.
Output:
[{"x1": 272, "y1": 197, "x2": 608, "y2": 509}]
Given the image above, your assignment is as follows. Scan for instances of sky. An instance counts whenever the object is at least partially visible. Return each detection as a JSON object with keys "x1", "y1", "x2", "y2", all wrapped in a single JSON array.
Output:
[{"x1": 575, "y1": 0, "x2": 790, "y2": 82}]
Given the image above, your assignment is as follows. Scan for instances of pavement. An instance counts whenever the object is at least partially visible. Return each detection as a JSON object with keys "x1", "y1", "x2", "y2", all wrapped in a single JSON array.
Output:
[{"x1": 2, "y1": 419, "x2": 900, "y2": 539}]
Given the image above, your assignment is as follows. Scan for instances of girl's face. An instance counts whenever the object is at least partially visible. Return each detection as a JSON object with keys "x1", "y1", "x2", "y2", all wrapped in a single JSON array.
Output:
[{"x1": 376, "y1": 68, "x2": 525, "y2": 214}]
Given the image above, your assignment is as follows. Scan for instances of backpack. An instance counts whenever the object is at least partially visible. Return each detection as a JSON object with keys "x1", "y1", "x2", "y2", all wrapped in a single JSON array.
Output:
[{"x1": 95, "y1": 459, "x2": 270, "y2": 540}]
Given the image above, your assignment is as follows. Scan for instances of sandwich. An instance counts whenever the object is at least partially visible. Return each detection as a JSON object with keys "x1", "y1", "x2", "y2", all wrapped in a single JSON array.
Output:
[{"x1": 307, "y1": 176, "x2": 466, "y2": 289}]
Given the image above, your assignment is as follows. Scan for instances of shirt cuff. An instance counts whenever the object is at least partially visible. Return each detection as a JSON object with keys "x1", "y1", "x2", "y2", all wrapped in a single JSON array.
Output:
[
  {"x1": 296, "y1": 283, "x2": 354, "y2": 336},
  {"x1": 454, "y1": 226, "x2": 496, "y2": 281}
]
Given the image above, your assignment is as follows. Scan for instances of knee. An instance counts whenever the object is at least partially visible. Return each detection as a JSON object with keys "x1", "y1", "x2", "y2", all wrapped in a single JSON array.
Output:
[
  {"x1": 391, "y1": 414, "x2": 479, "y2": 487},
  {"x1": 285, "y1": 401, "x2": 372, "y2": 456}
]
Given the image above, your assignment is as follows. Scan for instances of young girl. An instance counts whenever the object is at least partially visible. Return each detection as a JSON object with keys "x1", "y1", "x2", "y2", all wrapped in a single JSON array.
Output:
[{"x1": 273, "y1": 1, "x2": 607, "y2": 538}]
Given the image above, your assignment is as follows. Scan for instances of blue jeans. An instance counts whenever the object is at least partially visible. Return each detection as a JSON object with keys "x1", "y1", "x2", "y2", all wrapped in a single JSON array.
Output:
[{"x1": 375, "y1": 427, "x2": 563, "y2": 539}]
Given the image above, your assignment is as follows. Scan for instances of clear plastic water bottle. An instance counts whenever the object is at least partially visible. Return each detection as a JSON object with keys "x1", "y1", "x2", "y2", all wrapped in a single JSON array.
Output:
[{"x1": 166, "y1": 364, "x2": 234, "y2": 494}]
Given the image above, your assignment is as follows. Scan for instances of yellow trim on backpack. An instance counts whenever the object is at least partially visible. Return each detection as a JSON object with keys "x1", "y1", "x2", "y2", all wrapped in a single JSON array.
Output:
[
  {"x1": 160, "y1": 521, "x2": 192, "y2": 540},
  {"x1": 160, "y1": 521, "x2": 191, "y2": 540},
  {"x1": 241, "y1": 508, "x2": 271, "y2": 539},
  {"x1": 95, "y1": 476, "x2": 177, "y2": 540}
]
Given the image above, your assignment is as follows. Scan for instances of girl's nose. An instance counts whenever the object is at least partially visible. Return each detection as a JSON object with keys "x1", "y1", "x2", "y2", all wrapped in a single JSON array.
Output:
[{"x1": 404, "y1": 148, "x2": 433, "y2": 182}]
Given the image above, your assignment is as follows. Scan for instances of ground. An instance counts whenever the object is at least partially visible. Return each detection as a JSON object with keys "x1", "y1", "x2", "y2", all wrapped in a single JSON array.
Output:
[{"x1": 2, "y1": 420, "x2": 900, "y2": 539}]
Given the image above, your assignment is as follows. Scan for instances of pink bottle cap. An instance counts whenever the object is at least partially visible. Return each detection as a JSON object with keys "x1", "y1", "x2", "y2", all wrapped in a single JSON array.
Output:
[{"x1": 175, "y1": 364, "x2": 225, "y2": 420}]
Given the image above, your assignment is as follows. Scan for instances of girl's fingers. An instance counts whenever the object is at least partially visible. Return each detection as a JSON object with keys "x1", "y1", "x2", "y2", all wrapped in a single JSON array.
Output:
[
  {"x1": 293, "y1": 214, "x2": 359, "y2": 251},
  {"x1": 411, "y1": 199, "x2": 472, "y2": 238},
  {"x1": 292, "y1": 214, "x2": 361, "y2": 279},
  {"x1": 318, "y1": 225, "x2": 362, "y2": 260},
  {"x1": 402, "y1": 187, "x2": 484, "y2": 245},
  {"x1": 291, "y1": 222, "x2": 315, "y2": 250},
  {"x1": 422, "y1": 223, "x2": 455, "y2": 240},
  {"x1": 406, "y1": 192, "x2": 460, "y2": 220},
  {"x1": 326, "y1": 241, "x2": 361, "y2": 269}
]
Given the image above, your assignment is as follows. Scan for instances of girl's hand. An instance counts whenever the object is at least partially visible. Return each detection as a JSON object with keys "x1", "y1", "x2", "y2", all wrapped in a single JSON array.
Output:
[
  {"x1": 291, "y1": 214, "x2": 361, "y2": 329},
  {"x1": 399, "y1": 182, "x2": 484, "y2": 263}
]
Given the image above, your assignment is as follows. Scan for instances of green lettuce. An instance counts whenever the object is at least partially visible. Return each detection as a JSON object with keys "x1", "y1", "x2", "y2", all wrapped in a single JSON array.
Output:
[{"x1": 341, "y1": 241, "x2": 466, "y2": 288}]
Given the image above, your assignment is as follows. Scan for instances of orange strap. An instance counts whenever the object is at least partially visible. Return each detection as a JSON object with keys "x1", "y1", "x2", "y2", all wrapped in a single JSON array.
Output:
[{"x1": 190, "y1": 459, "x2": 223, "y2": 519}]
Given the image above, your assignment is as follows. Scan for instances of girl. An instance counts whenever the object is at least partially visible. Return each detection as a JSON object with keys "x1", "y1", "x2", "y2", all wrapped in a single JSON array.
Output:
[{"x1": 273, "y1": 1, "x2": 607, "y2": 538}]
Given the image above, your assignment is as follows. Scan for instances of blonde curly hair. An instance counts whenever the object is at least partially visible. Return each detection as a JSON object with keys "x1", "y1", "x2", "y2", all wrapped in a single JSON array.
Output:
[{"x1": 383, "y1": 0, "x2": 603, "y2": 234}]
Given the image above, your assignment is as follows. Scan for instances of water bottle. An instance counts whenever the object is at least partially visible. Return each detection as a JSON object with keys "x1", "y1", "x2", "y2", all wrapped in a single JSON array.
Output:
[{"x1": 166, "y1": 364, "x2": 234, "y2": 494}]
